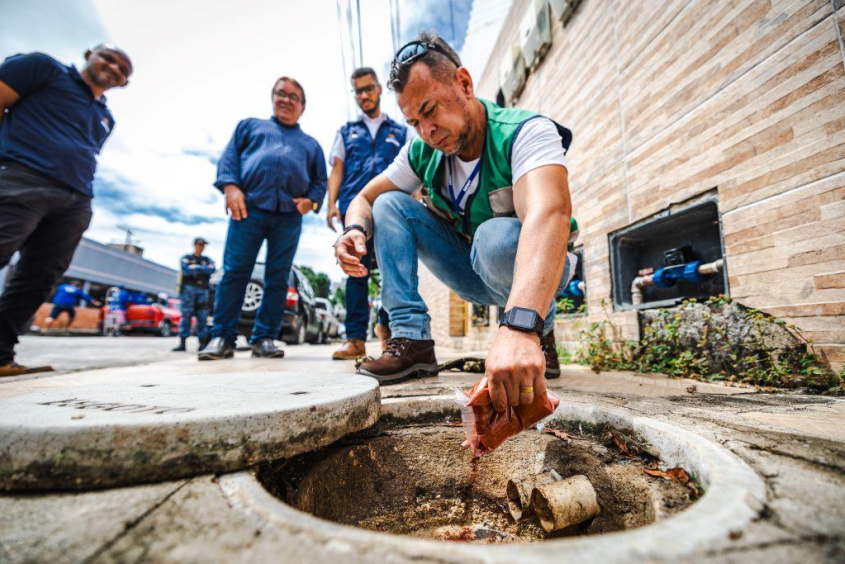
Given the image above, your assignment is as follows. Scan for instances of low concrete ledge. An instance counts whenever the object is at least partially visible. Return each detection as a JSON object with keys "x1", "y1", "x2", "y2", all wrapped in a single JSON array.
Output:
[
  {"x1": 220, "y1": 397, "x2": 767, "y2": 563},
  {"x1": 0, "y1": 372, "x2": 380, "y2": 492}
]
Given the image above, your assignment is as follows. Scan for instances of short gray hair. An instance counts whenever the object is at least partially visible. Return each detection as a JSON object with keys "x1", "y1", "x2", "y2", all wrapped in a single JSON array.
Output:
[{"x1": 388, "y1": 31, "x2": 461, "y2": 93}]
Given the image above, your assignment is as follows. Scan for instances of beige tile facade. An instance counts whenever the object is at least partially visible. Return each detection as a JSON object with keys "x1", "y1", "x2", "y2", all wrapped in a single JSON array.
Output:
[{"x1": 417, "y1": 0, "x2": 845, "y2": 370}]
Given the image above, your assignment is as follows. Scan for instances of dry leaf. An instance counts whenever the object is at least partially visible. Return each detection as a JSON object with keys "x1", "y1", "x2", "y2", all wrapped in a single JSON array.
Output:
[
  {"x1": 643, "y1": 467, "x2": 690, "y2": 484},
  {"x1": 686, "y1": 385, "x2": 698, "y2": 394},
  {"x1": 610, "y1": 431, "x2": 628, "y2": 453},
  {"x1": 544, "y1": 428, "x2": 570, "y2": 441}
]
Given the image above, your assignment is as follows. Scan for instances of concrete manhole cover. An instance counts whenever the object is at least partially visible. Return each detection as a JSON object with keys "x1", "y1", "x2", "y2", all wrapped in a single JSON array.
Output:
[{"x1": 0, "y1": 372, "x2": 380, "y2": 491}]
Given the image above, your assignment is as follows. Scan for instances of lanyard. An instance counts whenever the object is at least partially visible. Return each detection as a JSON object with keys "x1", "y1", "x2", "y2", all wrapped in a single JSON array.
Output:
[{"x1": 446, "y1": 143, "x2": 484, "y2": 215}]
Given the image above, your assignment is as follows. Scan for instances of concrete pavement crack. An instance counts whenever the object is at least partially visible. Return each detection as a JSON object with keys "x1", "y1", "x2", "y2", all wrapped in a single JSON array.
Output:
[
  {"x1": 81, "y1": 479, "x2": 192, "y2": 563},
  {"x1": 705, "y1": 533, "x2": 844, "y2": 556}
]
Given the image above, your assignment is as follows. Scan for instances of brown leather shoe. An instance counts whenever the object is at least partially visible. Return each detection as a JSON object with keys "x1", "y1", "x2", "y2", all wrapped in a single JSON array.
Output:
[
  {"x1": 357, "y1": 338, "x2": 438, "y2": 384},
  {"x1": 541, "y1": 330, "x2": 561, "y2": 379},
  {"x1": 0, "y1": 362, "x2": 54, "y2": 377},
  {"x1": 332, "y1": 338, "x2": 366, "y2": 360}
]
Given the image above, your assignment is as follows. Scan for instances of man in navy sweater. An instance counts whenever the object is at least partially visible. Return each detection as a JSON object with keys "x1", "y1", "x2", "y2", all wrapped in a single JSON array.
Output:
[
  {"x1": 200, "y1": 77, "x2": 327, "y2": 360},
  {"x1": 0, "y1": 44, "x2": 132, "y2": 376}
]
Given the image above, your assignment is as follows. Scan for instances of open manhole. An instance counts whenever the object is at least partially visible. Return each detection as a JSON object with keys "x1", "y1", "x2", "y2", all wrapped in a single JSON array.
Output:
[{"x1": 256, "y1": 417, "x2": 701, "y2": 544}]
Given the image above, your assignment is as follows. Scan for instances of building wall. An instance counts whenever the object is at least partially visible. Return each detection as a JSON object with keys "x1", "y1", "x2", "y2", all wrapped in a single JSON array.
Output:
[{"x1": 424, "y1": 0, "x2": 845, "y2": 370}]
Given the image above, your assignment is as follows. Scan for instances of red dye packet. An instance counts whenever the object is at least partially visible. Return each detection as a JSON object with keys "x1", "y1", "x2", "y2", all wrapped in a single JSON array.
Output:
[{"x1": 455, "y1": 376, "x2": 560, "y2": 458}]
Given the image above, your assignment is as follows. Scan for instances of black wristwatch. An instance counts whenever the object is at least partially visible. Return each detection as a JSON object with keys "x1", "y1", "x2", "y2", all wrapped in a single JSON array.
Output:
[
  {"x1": 343, "y1": 224, "x2": 368, "y2": 239},
  {"x1": 499, "y1": 307, "x2": 544, "y2": 338}
]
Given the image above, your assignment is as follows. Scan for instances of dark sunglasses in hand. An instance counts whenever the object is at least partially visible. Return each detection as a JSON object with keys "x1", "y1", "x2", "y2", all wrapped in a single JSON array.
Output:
[{"x1": 391, "y1": 40, "x2": 461, "y2": 72}]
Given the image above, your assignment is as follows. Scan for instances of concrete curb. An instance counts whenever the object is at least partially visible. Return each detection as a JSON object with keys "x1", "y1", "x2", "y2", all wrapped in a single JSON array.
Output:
[{"x1": 220, "y1": 397, "x2": 767, "y2": 563}]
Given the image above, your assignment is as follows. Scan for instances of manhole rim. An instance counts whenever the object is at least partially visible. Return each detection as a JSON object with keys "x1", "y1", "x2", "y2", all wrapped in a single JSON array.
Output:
[{"x1": 221, "y1": 396, "x2": 767, "y2": 562}]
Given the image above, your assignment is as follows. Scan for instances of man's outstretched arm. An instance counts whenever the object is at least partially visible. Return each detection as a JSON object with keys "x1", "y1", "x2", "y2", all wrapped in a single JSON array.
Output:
[
  {"x1": 333, "y1": 172, "x2": 401, "y2": 278},
  {"x1": 485, "y1": 164, "x2": 572, "y2": 412}
]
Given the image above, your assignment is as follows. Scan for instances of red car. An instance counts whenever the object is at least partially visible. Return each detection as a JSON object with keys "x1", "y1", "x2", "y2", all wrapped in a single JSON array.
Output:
[{"x1": 102, "y1": 297, "x2": 182, "y2": 337}]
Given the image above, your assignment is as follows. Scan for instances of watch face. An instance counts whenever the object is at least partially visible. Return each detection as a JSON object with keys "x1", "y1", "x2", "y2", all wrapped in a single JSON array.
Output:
[{"x1": 511, "y1": 308, "x2": 536, "y2": 329}]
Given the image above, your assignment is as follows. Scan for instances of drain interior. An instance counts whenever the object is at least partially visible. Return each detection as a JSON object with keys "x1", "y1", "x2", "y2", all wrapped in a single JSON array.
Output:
[{"x1": 258, "y1": 421, "x2": 699, "y2": 544}]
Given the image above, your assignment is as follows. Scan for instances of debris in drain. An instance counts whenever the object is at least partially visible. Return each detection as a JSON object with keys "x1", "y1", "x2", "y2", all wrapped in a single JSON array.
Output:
[
  {"x1": 610, "y1": 430, "x2": 629, "y2": 453},
  {"x1": 544, "y1": 428, "x2": 570, "y2": 441},
  {"x1": 262, "y1": 424, "x2": 701, "y2": 543},
  {"x1": 439, "y1": 357, "x2": 486, "y2": 373},
  {"x1": 427, "y1": 524, "x2": 513, "y2": 543},
  {"x1": 643, "y1": 467, "x2": 690, "y2": 485},
  {"x1": 507, "y1": 471, "x2": 560, "y2": 520},
  {"x1": 455, "y1": 375, "x2": 560, "y2": 458},
  {"x1": 531, "y1": 474, "x2": 601, "y2": 532}
]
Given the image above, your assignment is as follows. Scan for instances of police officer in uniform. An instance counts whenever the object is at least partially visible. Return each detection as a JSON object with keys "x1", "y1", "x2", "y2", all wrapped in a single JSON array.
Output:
[
  {"x1": 173, "y1": 237, "x2": 215, "y2": 351},
  {"x1": 327, "y1": 67, "x2": 408, "y2": 360}
]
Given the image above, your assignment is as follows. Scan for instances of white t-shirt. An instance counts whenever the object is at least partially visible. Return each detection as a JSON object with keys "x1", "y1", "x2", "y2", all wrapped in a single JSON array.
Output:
[
  {"x1": 383, "y1": 117, "x2": 568, "y2": 210},
  {"x1": 329, "y1": 113, "x2": 392, "y2": 165}
]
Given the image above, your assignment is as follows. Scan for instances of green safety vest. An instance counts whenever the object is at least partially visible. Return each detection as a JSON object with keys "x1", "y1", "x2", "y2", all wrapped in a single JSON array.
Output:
[{"x1": 407, "y1": 98, "x2": 578, "y2": 243}]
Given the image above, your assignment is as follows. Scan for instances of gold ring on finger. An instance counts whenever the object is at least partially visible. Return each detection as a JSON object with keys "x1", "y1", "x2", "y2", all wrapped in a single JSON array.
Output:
[{"x1": 519, "y1": 386, "x2": 533, "y2": 394}]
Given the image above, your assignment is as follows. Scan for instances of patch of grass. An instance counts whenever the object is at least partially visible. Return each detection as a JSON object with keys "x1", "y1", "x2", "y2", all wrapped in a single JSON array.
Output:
[{"x1": 573, "y1": 296, "x2": 839, "y2": 390}]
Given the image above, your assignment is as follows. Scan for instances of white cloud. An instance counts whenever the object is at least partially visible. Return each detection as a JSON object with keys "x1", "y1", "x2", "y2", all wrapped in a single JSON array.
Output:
[{"x1": 2, "y1": 0, "x2": 471, "y2": 284}]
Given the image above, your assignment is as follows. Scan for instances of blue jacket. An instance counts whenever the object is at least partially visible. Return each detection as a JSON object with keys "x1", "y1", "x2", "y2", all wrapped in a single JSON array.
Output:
[
  {"x1": 52, "y1": 284, "x2": 94, "y2": 307},
  {"x1": 338, "y1": 116, "x2": 406, "y2": 215},
  {"x1": 214, "y1": 117, "x2": 327, "y2": 214}
]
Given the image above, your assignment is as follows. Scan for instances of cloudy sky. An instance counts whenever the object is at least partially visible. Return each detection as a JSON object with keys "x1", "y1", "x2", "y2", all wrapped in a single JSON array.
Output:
[{"x1": 0, "y1": 0, "x2": 470, "y2": 282}]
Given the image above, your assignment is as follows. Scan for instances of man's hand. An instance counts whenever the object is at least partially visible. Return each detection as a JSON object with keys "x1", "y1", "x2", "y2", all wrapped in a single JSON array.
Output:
[
  {"x1": 293, "y1": 198, "x2": 313, "y2": 215},
  {"x1": 485, "y1": 327, "x2": 546, "y2": 412},
  {"x1": 92, "y1": 300, "x2": 103, "y2": 307},
  {"x1": 326, "y1": 204, "x2": 341, "y2": 232},
  {"x1": 223, "y1": 185, "x2": 247, "y2": 220},
  {"x1": 334, "y1": 230, "x2": 368, "y2": 277}
]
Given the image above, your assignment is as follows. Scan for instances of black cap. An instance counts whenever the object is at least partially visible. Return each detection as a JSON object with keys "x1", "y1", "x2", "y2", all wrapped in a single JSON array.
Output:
[{"x1": 193, "y1": 237, "x2": 209, "y2": 245}]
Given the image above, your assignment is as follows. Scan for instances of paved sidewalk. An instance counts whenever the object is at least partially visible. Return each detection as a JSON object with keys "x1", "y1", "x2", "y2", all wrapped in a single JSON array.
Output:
[{"x1": 1, "y1": 337, "x2": 843, "y2": 562}]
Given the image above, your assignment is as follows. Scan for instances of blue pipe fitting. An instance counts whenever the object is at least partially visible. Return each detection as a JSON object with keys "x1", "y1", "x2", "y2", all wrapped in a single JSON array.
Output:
[
  {"x1": 683, "y1": 261, "x2": 707, "y2": 284},
  {"x1": 653, "y1": 260, "x2": 709, "y2": 288},
  {"x1": 652, "y1": 266, "x2": 680, "y2": 288},
  {"x1": 564, "y1": 279, "x2": 584, "y2": 297}
]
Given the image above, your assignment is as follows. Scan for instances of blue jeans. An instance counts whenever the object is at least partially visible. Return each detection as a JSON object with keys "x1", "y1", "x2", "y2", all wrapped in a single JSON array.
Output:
[
  {"x1": 210, "y1": 207, "x2": 301, "y2": 343},
  {"x1": 342, "y1": 213, "x2": 389, "y2": 340},
  {"x1": 343, "y1": 215, "x2": 374, "y2": 341},
  {"x1": 372, "y1": 191, "x2": 571, "y2": 341},
  {"x1": 179, "y1": 284, "x2": 211, "y2": 339}
]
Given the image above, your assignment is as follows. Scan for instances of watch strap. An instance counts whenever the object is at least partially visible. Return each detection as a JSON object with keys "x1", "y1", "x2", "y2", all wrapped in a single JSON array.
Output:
[
  {"x1": 343, "y1": 223, "x2": 368, "y2": 239},
  {"x1": 498, "y1": 307, "x2": 544, "y2": 337}
]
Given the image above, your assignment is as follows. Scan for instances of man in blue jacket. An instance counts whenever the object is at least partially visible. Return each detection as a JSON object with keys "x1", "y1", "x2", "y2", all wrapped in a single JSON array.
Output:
[
  {"x1": 200, "y1": 76, "x2": 327, "y2": 361},
  {"x1": 327, "y1": 67, "x2": 407, "y2": 360},
  {"x1": 173, "y1": 237, "x2": 216, "y2": 352},
  {"x1": 41, "y1": 280, "x2": 102, "y2": 332},
  {"x1": 0, "y1": 44, "x2": 132, "y2": 376}
]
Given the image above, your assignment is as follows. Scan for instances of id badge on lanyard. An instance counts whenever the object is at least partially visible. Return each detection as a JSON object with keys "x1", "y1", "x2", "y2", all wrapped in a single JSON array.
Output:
[{"x1": 447, "y1": 156, "x2": 483, "y2": 215}]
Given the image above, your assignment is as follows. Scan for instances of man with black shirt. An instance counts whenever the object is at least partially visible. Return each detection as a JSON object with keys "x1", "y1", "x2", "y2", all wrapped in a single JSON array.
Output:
[
  {"x1": 0, "y1": 44, "x2": 132, "y2": 376},
  {"x1": 173, "y1": 237, "x2": 216, "y2": 352}
]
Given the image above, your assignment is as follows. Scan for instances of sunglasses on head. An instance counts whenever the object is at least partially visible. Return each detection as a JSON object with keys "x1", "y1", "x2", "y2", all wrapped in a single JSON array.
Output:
[{"x1": 391, "y1": 40, "x2": 460, "y2": 73}]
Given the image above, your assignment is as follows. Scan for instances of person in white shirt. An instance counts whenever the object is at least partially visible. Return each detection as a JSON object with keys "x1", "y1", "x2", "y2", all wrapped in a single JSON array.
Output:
[
  {"x1": 326, "y1": 67, "x2": 409, "y2": 360},
  {"x1": 334, "y1": 32, "x2": 576, "y2": 414}
]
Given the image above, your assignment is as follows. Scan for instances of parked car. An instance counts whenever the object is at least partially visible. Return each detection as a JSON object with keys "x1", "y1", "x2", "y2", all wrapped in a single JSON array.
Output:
[
  {"x1": 210, "y1": 264, "x2": 324, "y2": 345},
  {"x1": 314, "y1": 297, "x2": 341, "y2": 339},
  {"x1": 101, "y1": 294, "x2": 182, "y2": 337}
]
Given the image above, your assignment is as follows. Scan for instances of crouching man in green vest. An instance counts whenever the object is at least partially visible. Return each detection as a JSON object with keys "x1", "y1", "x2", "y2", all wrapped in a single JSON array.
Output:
[{"x1": 334, "y1": 31, "x2": 577, "y2": 412}]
